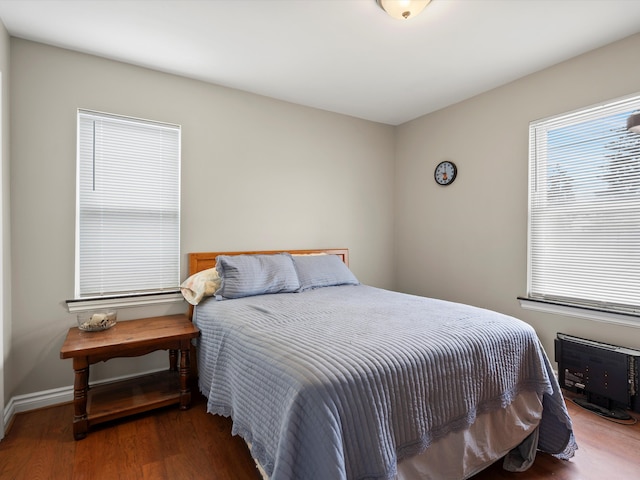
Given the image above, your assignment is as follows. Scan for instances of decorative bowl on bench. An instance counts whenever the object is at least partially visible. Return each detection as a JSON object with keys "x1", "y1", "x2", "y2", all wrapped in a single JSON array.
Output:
[{"x1": 77, "y1": 311, "x2": 117, "y2": 331}]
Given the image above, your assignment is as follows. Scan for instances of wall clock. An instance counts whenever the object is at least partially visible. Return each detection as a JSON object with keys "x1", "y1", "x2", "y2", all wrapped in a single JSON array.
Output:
[{"x1": 434, "y1": 161, "x2": 457, "y2": 186}]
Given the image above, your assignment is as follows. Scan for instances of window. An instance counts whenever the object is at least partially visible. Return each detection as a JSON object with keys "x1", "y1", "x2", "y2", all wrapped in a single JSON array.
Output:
[
  {"x1": 74, "y1": 110, "x2": 181, "y2": 303},
  {"x1": 524, "y1": 94, "x2": 640, "y2": 322}
]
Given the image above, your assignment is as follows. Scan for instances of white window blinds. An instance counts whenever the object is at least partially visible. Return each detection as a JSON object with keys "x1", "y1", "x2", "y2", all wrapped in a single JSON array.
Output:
[
  {"x1": 528, "y1": 95, "x2": 640, "y2": 315},
  {"x1": 76, "y1": 110, "x2": 181, "y2": 298}
]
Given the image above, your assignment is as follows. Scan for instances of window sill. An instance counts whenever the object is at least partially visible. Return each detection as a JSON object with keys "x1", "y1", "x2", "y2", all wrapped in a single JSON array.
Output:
[
  {"x1": 517, "y1": 297, "x2": 640, "y2": 329},
  {"x1": 66, "y1": 291, "x2": 184, "y2": 313}
]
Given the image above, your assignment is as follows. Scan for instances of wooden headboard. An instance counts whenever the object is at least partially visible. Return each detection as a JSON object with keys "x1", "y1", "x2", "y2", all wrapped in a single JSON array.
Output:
[{"x1": 188, "y1": 248, "x2": 349, "y2": 276}]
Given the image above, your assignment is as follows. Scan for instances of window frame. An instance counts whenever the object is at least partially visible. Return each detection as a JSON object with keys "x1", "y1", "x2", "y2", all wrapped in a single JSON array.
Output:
[
  {"x1": 520, "y1": 93, "x2": 640, "y2": 327},
  {"x1": 69, "y1": 109, "x2": 182, "y2": 312}
]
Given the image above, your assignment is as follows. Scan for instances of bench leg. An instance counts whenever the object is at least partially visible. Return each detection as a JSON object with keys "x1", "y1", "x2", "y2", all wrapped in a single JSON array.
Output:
[
  {"x1": 72, "y1": 357, "x2": 89, "y2": 440},
  {"x1": 179, "y1": 345, "x2": 191, "y2": 410}
]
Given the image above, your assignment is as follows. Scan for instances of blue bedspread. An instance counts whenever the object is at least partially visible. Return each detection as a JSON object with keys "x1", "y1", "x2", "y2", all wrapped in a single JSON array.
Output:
[{"x1": 194, "y1": 285, "x2": 576, "y2": 480}]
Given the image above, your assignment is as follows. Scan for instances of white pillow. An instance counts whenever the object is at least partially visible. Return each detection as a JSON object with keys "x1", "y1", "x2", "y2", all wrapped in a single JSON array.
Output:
[{"x1": 180, "y1": 267, "x2": 222, "y2": 305}]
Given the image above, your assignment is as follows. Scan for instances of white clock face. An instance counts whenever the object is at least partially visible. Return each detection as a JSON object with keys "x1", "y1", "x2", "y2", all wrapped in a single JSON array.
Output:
[{"x1": 434, "y1": 161, "x2": 457, "y2": 186}]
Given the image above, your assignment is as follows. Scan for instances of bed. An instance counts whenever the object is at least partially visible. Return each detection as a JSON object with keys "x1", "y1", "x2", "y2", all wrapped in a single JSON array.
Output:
[{"x1": 182, "y1": 248, "x2": 577, "y2": 480}]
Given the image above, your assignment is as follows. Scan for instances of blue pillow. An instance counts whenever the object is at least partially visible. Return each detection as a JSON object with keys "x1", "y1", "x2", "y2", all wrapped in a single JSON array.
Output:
[
  {"x1": 215, "y1": 253, "x2": 301, "y2": 299},
  {"x1": 293, "y1": 254, "x2": 359, "y2": 291}
]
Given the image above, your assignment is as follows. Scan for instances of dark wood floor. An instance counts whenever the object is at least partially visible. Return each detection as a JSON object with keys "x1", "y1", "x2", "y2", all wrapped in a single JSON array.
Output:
[{"x1": 1, "y1": 392, "x2": 639, "y2": 479}]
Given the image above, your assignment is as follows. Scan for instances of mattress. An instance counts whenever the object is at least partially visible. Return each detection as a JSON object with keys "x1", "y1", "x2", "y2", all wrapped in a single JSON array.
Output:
[{"x1": 193, "y1": 285, "x2": 576, "y2": 480}]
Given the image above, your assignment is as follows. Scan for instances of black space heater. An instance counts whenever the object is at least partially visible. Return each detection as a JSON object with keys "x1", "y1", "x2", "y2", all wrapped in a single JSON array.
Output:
[{"x1": 555, "y1": 332, "x2": 640, "y2": 414}]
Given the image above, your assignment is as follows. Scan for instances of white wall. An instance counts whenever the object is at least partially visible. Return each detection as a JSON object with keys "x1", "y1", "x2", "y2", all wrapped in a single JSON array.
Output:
[
  {"x1": 395, "y1": 32, "x2": 640, "y2": 359},
  {"x1": 7, "y1": 39, "x2": 395, "y2": 400},
  {"x1": 0, "y1": 19, "x2": 9, "y2": 438}
]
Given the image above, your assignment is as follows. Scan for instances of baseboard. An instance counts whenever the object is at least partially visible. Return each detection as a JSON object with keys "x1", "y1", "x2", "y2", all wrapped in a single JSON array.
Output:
[
  {"x1": 3, "y1": 384, "x2": 71, "y2": 431},
  {"x1": 3, "y1": 368, "x2": 166, "y2": 436}
]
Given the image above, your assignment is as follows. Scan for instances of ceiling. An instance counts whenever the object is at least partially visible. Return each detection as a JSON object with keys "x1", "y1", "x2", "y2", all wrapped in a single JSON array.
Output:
[{"x1": 1, "y1": 0, "x2": 640, "y2": 125}]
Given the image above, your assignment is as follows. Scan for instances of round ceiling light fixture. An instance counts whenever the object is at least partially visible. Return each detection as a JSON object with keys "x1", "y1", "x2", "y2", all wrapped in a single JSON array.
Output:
[{"x1": 376, "y1": 0, "x2": 432, "y2": 20}]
